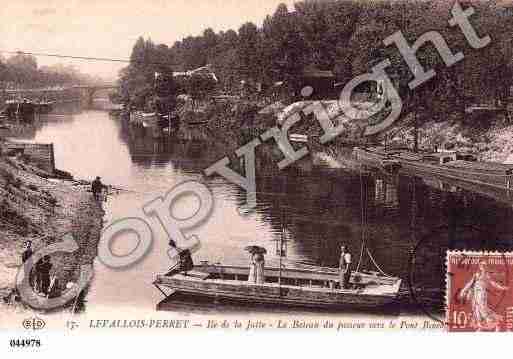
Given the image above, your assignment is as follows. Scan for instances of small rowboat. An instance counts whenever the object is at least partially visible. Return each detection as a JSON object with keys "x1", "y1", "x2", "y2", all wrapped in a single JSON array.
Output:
[
  {"x1": 129, "y1": 111, "x2": 160, "y2": 127},
  {"x1": 154, "y1": 262, "x2": 402, "y2": 310}
]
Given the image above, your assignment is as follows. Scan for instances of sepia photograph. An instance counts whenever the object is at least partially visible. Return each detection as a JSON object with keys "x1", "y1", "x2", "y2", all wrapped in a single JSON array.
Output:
[{"x1": 1, "y1": 1, "x2": 513, "y2": 351}]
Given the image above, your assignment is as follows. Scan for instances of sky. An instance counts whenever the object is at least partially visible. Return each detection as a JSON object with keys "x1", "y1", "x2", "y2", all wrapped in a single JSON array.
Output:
[{"x1": 0, "y1": 0, "x2": 296, "y2": 81}]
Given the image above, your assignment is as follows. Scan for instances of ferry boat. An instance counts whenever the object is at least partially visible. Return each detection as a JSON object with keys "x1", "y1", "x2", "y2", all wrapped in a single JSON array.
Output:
[{"x1": 154, "y1": 262, "x2": 402, "y2": 309}]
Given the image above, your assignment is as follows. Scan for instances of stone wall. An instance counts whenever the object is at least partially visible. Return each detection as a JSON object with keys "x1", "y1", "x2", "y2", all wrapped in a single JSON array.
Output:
[{"x1": 3, "y1": 141, "x2": 55, "y2": 173}]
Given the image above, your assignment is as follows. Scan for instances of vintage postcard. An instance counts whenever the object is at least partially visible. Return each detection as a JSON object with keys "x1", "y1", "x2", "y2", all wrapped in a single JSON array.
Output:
[{"x1": 1, "y1": 0, "x2": 513, "y2": 353}]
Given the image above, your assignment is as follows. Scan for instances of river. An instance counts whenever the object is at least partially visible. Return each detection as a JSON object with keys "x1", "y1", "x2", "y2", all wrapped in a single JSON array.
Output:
[{"x1": 11, "y1": 103, "x2": 513, "y2": 316}]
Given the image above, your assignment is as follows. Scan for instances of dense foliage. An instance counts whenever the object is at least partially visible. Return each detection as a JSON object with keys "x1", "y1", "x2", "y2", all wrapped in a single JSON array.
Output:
[{"x1": 120, "y1": 1, "x2": 513, "y2": 121}]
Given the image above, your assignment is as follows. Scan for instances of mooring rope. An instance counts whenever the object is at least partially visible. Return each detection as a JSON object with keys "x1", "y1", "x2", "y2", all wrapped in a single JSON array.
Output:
[
  {"x1": 366, "y1": 248, "x2": 392, "y2": 277},
  {"x1": 356, "y1": 164, "x2": 366, "y2": 273},
  {"x1": 356, "y1": 163, "x2": 393, "y2": 277}
]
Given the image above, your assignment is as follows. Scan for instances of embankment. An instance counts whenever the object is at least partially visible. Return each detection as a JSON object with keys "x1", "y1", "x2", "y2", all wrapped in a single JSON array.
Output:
[
  {"x1": 0, "y1": 149, "x2": 104, "y2": 311},
  {"x1": 387, "y1": 114, "x2": 513, "y2": 164}
]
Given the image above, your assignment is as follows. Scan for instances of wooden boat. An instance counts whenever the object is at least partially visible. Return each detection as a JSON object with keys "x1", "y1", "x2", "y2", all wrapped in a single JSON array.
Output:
[
  {"x1": 129, "y1": 111, "x2": 161, "y2": 128},
  {"x1": 354, "y1": 147, "x2": 513, "y2": 191},
  {"x1": 2, "y1": 99, "x2": 36, "y2": 121},
  {"x1": 35, "y1": 100, "x2": 54, "y2": 114},
  {"x1": 154, "y1": 262, "x2": 402, "y2": 309}
]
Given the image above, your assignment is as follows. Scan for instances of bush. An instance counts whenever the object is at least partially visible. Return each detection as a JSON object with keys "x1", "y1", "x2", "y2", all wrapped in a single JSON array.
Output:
[
  {"x1": 0, "y1": 199, "x2": 29, "y2": 234},
  {"x1": 28, "y1": 184, "x2": 38, "y2": 191},
  {"x1": 10, "y1": 177, "x2": 22, "y2": 188},
  {"x1": 4, "y1": 157, "x2": 18, "y2": 169},
  {"x1": 48, "y1": 197, "x2": 57, "y2": 206},
  {"x1": 0, "y1": 167, "x2": 15, "y2": 184}
]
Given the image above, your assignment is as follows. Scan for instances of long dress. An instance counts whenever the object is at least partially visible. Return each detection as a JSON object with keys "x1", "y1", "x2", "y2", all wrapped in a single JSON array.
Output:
[
  {"x1": 248, "y1": 256, "x2": 256, "y2": 283},
  {"x1": 460, "y1": 270, "x2": 506, "y2": 330},
  {"x1": 248, "y1": 254, "x2": 265, "y2": 284},
  {"x1": 254, "y1": 254, "x2": 265, "y2": 284}
]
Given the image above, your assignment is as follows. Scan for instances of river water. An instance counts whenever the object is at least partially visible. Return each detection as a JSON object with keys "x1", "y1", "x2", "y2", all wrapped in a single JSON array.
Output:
[{"x1": 11, "y1": 104, "x2": 513, "y2": 316}]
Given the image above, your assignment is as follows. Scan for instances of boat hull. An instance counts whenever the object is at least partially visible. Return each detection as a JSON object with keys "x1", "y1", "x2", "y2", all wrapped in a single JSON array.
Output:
[
  {"x1": 156, "y1": 278, "x2": 397, "y2": 309},
  {"x1": 155, "y1": 265, "x2": 401, "y2": 310},
  {"x1": 354, "y1": 147, "x2": 513, "y2": 191}
]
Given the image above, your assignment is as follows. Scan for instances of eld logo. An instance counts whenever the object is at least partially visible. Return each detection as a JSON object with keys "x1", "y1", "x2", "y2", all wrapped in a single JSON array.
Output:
[{"x1": 22, "y1": 317, "x2": 46, "y2": 331}]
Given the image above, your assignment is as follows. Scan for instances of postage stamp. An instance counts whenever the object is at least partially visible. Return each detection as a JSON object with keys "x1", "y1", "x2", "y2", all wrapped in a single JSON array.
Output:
[{"x1": 446, "y1": 251, "x2": 513, "y2": 332}]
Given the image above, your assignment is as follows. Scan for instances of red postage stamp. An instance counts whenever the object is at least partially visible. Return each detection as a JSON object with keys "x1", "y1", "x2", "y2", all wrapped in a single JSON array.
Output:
[{"x1": 447, "y1": 251, "x2": 513, "y2": 332}]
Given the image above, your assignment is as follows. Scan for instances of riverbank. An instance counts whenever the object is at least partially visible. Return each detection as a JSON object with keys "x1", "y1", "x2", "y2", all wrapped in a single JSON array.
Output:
[
  {"x1": 386, "y1": 115, "x2": 513, "y2": 163},
  {"x1": 0, "y1": 150, "x2": 104, "y2": 311}
]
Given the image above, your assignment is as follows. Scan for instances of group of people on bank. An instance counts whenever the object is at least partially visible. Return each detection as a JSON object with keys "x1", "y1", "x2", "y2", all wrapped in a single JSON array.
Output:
[
  {"x1": 6, "y1": 175, "x2": 106, "y2": 303},
  {"x1": 21, "y1": 241, "x2": 61, "y2": 297}
]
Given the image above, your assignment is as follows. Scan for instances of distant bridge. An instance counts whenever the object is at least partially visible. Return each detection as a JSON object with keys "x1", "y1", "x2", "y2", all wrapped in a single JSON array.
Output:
[
  {"x1": 4, "y1": 83, "x2": 119, "y2": 106},
  {"x1": 71, "y1": 84, "x2": 118, "y2": 106}
]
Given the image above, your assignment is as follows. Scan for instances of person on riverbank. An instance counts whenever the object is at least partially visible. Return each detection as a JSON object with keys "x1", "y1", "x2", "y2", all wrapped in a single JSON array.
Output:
[
  {"x1": 21, "y1": 240, "x2": 33, "y2": 263},
  {"x1": 47, "y1": 274, "x2": 62, "y2": 299},
  {"x1": 21, "y1": 241, "x2": 37, "y2": 291},
  {"x1": 91, "y1": 176, "x2": 106, "y2": 201},
  {"x1": 35, "y1": 255, "x2": 52, "y2": 295},
  {"x1": 339, "y1": 245, "x2": 352, "y2": 289}
]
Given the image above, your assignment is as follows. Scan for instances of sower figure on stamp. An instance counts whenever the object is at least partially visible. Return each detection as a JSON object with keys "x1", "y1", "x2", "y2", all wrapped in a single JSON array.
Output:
[
  {"x1": 339, "y1": 245, "x2": 352, "y2": 289},
  {"x1": 459, "y1": 260, "x2": 508, "y2": 331}
]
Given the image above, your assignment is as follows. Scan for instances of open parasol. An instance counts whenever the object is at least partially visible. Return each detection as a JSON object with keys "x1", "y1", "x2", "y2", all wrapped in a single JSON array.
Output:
[{"x1": 244, "y1": 245, "x2": 267, "y2": 255}]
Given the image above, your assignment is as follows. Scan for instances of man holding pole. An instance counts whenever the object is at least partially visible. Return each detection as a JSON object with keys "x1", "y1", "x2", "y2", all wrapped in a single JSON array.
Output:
[{"x1": 339, "y1": 245, "x2": 352, "y2": 289}]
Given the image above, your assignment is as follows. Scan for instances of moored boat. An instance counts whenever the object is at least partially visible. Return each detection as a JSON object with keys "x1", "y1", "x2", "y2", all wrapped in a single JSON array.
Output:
[
  {"x1": 129, "y1": 111, "x2": 160, "y2": 127},
  {"x1": 35, "y1": 100, "x2": 54, "y2": 114},
  {"x1": 2, "y1": 99, "x2": 36, "y2": 121},
  {"x1": 353, "y1": 147, "x2": 513, "y2": 191},
  {"x1": 154, "y1": 262, "x2": 402, "y2": 309}
]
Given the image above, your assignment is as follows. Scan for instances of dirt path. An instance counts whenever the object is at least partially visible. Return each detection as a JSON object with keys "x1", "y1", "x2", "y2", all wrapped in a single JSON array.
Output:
[{"x1": 0, "y1": 156, "x2": 104, "y2": 310}]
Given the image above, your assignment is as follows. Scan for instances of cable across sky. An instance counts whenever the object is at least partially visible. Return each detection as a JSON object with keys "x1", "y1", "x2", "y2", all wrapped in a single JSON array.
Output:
[
  {"x1": 0, "y1": 50, "x2": 182, "y2": 69},
  {"x1": 0, "y1": 50, "x2": 132, "y2": 63}
]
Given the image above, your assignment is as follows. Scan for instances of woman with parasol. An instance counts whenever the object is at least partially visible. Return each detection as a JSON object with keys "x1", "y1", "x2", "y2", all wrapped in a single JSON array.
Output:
[{"x1": 245, "y1": 246, "x2": 266, "y2": 284}]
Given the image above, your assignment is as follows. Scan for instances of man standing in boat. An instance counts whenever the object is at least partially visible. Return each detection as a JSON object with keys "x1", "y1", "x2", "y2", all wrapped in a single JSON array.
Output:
[
  {"x1": 339, "y1": 245, "x2": 352, "y2": 289},
  {"x1": 168, "y1": 240, "x2": 194, "y2": 276}
]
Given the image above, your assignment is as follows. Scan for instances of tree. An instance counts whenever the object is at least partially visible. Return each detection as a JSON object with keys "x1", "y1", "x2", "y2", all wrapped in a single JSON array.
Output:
[
  {"x1": 118, "y1": 36, "x2": 177, "y2": 110},
  {"x1": 118, "y1": 0, "x2": 513, "y2": 127},
  {"x1": 185, "y1": 75, "x2": 216, "y2": 108},
  {"x1": 237, "y1": 22, "x2": 261, "y2": 82}
]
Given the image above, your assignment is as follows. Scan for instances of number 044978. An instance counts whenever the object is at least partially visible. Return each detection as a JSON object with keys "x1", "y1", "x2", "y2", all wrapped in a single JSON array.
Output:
[{"x1": 9, "y1": 338, "x2": 41, "y2": 348}]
